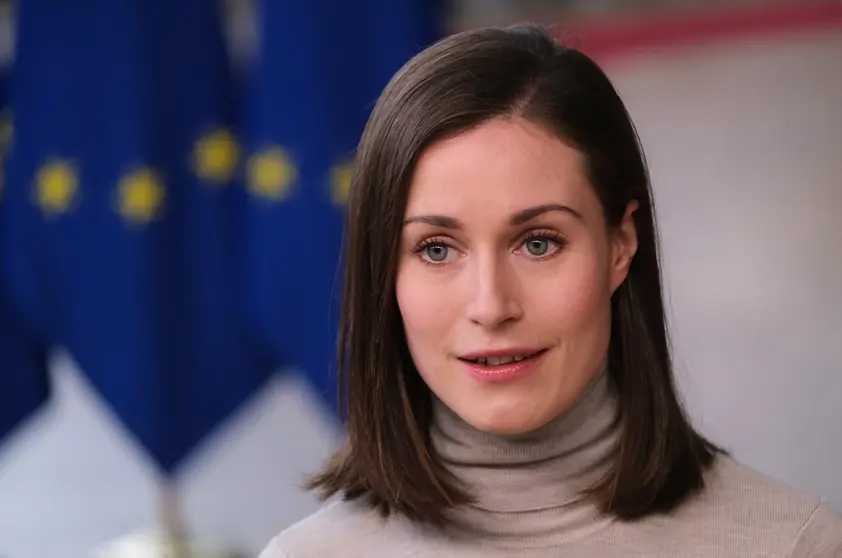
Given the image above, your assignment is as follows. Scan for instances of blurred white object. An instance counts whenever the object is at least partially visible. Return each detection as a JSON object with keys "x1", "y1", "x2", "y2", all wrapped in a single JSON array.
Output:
[
  {"x1": 93, "y1": 478, "x2": 245, "y2": 558},
  {"x1": 93, "y1": 528, "x2": 243, "y2": 558}
]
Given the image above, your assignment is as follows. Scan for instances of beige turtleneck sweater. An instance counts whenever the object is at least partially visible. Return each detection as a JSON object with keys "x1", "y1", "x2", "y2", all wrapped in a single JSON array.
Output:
[{"x1": 260, "y1": 371, "x2": 842, "y2": 557}]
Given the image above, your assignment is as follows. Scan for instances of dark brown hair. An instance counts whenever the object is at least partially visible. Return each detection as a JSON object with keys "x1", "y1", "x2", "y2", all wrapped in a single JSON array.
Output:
[{"x1": 308, "y1": 23, "x2": 721, "y2": 526}]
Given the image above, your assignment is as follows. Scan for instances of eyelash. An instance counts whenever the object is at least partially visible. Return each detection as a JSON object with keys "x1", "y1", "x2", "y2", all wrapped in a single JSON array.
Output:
[
  {"x1": 521, "y1": 229, "x2": 566, "y2": 256},
  {"x1": 410, "y1": 229, "x2": 567, "y2": 266},
  {"x1": 410, "y1": 236, "x2": 451, "y2": 266}
]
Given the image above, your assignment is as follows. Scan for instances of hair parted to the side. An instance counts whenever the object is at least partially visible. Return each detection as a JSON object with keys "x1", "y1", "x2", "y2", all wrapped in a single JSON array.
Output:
[{"x1": 306, "y1": 23, "x2": 722, "y2": 527}]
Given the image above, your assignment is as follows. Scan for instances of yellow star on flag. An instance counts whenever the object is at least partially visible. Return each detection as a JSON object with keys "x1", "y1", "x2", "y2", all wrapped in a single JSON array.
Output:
[
  {"x1": 193, "y1": 128, "x2": 240, "y2": 184},
  {"x1": 116, "y1": 167, "x2": 166, "y2": 225},
  {"x1": 247, "y1": 147, "x2": 297, "y2": 201},
  {"x1": 331, "y1": 161, "x2": 354, "y2": 206},
  {"x1": 35, "y1": 159, "x2": 78, "y2": 216},
  {"x1": 0, "y1": 109, "x2": 12, "y2": 148}
]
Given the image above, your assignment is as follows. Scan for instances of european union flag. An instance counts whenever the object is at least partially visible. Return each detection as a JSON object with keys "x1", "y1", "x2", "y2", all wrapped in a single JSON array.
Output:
[
  {"x1": 244, "y1": 1, "x2": 440, "y2": 414},
  {"x1": 0, "y1": 70, "x2": 50, "y2": 444},
  {"x1": 3, "y1": 0, "x2": 269, "y2": 473}
]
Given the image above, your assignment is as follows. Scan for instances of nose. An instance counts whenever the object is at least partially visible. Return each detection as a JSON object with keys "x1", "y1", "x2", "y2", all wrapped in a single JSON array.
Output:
[{"x1": 466, "y1": 253, "x2": 523, "y2": 329}]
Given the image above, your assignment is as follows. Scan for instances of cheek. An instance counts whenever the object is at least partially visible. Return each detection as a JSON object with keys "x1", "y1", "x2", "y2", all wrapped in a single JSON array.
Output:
[
  {"x1": 395, "y1": 264, "x2": 457, "y2": 355},
  {"x1": 531, "y1": 250, "x2": 613, "y2": 335}
]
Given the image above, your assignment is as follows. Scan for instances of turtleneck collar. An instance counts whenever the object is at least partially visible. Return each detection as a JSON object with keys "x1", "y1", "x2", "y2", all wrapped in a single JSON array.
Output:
[{"x1": 430, "y1": 365, "x2": 620, "y2": 549}]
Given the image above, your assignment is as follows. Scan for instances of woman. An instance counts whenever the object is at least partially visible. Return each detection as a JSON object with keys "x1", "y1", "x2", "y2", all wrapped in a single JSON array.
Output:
[{"x1": 261, "y1": 25, "x2": 842, "y2": 557}]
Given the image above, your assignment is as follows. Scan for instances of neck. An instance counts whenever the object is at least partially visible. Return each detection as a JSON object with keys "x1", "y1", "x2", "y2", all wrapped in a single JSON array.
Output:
[{"x1": 430, "y1": 366, "x2": 620, "y2": 549}]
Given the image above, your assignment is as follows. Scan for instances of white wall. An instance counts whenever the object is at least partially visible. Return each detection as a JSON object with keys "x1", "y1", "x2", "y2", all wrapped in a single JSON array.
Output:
[
  {"x1": 618, "y1": 31, "x2": 842, "y2": 505},
  {"x1": 1, "y1": 25, "x2": 840, "y2": 558}
]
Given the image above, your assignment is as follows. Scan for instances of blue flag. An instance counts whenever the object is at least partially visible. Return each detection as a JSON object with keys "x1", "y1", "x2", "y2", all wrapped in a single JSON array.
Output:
[
  {"x1": 3, "y1": 0, "x2": 269, "y2": 473},
  {"x1": 0, "y1": 70, "x2": 50, "y2": 444},
  {"x1": 244, "y1": 1, "x2": 440, "y2": 414}
]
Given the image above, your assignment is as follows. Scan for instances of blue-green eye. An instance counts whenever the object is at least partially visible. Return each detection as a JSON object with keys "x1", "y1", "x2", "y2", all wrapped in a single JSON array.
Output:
[
  {"x1": 520, "y1": 231, "x2": 565, "y2": 258},
  {"x1": 525, "y1": 237, "x2": 550, "y2": 256},
  {"x1": 425, "y1": 244, "x2": 449, "y2": 262},
  {"x1": 412, "y1": 237, "x2": 456, "y2": 265}
]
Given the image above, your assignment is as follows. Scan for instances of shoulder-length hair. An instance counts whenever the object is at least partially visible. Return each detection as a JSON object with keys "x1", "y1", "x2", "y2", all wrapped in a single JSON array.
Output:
[{"x1": 307, "y1": 23, "x2": 720, "y2": 526}]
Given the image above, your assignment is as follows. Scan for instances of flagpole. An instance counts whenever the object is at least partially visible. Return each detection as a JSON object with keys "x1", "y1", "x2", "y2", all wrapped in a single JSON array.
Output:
[
  {"x1": 95, "y1": 471, "x2": 245, "y2": 558},
  {"x1": 157, "y1": 473, "x2": 193, "y2": 558},
  {"x1": 94, "y1": 477, "x2": 244, "y2": 558}
]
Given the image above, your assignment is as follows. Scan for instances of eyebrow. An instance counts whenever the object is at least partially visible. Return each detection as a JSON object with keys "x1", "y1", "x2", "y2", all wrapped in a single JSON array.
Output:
[{"x1": 402, "y1": 203, "x2": 582, "y2": 229}]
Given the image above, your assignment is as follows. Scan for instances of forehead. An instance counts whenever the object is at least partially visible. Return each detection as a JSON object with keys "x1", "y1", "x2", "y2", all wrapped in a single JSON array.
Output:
[{"x1": 407, "y1": 117, "x2": 592, "y2": 216}]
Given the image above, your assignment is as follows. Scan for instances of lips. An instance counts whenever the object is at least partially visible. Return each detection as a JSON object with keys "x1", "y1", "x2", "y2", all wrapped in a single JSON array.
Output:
[
  {"x1": 458, "y1": 349, "x2": 548, "y2": 383},
  {"x1": 462, "y1": 350, "x2": 545, "y2": 367}
]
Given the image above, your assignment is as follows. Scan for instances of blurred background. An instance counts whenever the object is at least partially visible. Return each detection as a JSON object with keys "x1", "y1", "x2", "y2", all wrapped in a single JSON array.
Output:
[{"x1": 0, "y1": 0, "x2": 840, "y2": 556}]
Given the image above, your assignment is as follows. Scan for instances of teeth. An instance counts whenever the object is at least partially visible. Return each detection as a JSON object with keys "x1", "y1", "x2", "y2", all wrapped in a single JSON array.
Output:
[{"x1": 472, "y1": 355, "x2": 529, "y2": 366}]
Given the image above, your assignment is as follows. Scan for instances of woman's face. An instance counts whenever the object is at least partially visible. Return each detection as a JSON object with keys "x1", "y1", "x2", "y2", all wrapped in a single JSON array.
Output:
[{"x1": 396, "y1": 116, "x2": 638, "y2": 435}]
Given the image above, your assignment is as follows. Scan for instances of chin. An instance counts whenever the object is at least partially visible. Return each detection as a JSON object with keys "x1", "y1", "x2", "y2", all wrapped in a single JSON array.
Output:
[{"x1": 462, "y1": 402, "x2": 550, "y2": 436}]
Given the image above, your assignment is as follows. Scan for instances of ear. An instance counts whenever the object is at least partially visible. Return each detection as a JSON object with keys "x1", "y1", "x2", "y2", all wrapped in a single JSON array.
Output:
[{"x1": 610, "y1": 200, "x2": 639, "y2": 294}]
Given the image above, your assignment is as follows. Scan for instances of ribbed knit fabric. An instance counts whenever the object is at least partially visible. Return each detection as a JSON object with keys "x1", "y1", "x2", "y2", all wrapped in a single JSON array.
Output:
[{"x1": 261, "y1": 370, "x2": 842, "y2": 557}]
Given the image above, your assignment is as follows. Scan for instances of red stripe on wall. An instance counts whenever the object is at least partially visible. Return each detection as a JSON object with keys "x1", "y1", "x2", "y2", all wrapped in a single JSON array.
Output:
[{"x1": 556, "y1": 1, "x2": 842, "y2": 62}]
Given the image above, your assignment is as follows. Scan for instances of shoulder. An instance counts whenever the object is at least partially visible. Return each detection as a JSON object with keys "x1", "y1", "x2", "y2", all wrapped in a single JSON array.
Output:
[
  {"x1": 258, "y1": 500, "x2": 385, "y2": 558},
  {"x1": 703, "y1": 456, "x2": 832, "y2": 520},
  {"x1": 671, "y1": 454, "x2": 842, "y2": 555},
  {"x1": 257, "y1": 498, "x2": 441, "y2": 558},
  {"x1": 789, "y1": 501, "x2": 842, "y2": 557},
  {"x1": 603, "y1": 455, "x2": 841, "y2": 556}
]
